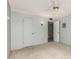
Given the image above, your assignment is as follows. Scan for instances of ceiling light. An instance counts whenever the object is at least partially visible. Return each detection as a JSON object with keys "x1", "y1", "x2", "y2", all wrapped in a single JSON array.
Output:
[{"x1": 53, "y1": 6, "x2": 59, "y2": 10}]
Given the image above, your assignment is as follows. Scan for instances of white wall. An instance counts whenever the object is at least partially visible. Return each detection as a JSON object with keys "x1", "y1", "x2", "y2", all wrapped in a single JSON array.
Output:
[
  {"x1": 59, "y1": 15, "x2": 71, "y2": 45},
  {"x1": 11, "y1": 11, "x2": 48, "y2": 50},
  {"x1": 7, "y1": 1, "x2": 11, "y2": 58}
]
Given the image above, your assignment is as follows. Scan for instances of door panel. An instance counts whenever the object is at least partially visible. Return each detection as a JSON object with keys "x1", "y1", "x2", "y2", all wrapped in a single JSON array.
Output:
[
  {"x1": 32, "y1": 19, "x2": 42, "y2": 45},
  {"x1": 24, "y1": 18, "x2": 32, "y2": 47},
  {"x1": 53, "y1": 21, "x2": 59, "y2": 42},
  {"x1": 11, "y1": 18, "x2": 23, "y2": 50},
  {"x1": 24, "y1": 18, "x2": 48, "y2": 47}
]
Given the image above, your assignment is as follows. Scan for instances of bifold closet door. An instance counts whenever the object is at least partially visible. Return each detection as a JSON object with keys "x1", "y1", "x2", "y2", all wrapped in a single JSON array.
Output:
[
  {"x1": 24, "y1": 18, "x2": 32, "y2": 47},
  {"x1": 24, "y1": 18, "x2": 42, "y2": 47},
  {"x1": 11, "y1": 18, "x2": 23, "y2": 50},
  {"x1": 24, "y1": 18, "x2": 48, "y2": 47},
  {"x1": 32, "y1": 19, "x2": 42, "y2": 45}
]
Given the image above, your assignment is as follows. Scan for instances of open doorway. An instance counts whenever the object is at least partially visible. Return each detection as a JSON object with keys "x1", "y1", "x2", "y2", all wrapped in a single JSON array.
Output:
[{"x1": 48, "y1": 22, "x2": 53, "y2": 42}]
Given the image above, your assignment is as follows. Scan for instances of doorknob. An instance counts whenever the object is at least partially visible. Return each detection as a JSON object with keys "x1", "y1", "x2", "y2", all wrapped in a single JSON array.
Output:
[
  {"x1": 32, "y1": 32, "x2": 36, "y2": 35},
  {"x1": 32, "y1": 33, "x2": 34, "y2": 35}
]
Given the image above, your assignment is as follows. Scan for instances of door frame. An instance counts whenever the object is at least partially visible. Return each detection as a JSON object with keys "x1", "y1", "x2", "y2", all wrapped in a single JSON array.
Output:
[{"x1": 48, "y1": 21, "x2": 54, "y2": 42}]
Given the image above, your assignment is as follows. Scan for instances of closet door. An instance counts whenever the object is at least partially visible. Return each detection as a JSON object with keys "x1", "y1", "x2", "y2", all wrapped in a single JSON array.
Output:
[
  {"x1": 32, "y1": 19, "x2": 42, "y2": 45},
  {"x1": 24, "y1": 18, "x2": 48, "y2": 47},
  {"x1": 32, "y1": 19, "x2": 48, "y2": 45},
  {"x1": 24, "y1": 18, "x2": 32, "y2": 47},
  {"x1": 11, "y1": 18, "x2": 23, "y2": 50}
]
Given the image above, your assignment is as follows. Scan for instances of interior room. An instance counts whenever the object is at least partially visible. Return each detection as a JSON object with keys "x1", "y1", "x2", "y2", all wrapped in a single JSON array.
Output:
[{"x1": 7, "y1": 0, "x2": 71, "y2": 59}]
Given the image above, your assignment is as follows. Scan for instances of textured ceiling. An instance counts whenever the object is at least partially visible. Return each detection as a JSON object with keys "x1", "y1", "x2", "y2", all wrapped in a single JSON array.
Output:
[{"x1": 9, "y1": 0, "x2": 71, "y2": 19}]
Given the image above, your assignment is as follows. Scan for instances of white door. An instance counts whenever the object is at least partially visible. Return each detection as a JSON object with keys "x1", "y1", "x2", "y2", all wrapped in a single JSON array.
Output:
[
  {"x1": 24, "y1": 18, "x2": 48, "y2": 47},
  {"x1": 32, "y1": 19, "x2": 42, "y2": 45},
  {"x1": 53, "y1": 21, "x2": 60, "y2": 42},
  {"x1": 24, "y1": 18, "x2": 42, "y2": 47},
  {"x1": 24, "y1": 18, "x2": 32, "y2": 47},
  {"x1": 11, "y1": 18, "x2": 23, "y2": 50}
]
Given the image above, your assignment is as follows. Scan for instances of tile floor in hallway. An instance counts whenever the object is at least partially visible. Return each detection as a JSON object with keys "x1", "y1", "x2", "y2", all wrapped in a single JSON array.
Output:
[{"x1": 9, "y1": 42, "x2": 71, "y2": 59}]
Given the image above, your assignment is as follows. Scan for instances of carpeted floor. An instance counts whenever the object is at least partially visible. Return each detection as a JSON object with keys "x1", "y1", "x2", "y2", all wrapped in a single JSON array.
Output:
[{"x1": 9, "y1": 42, "x2": 71, "y2": 59}]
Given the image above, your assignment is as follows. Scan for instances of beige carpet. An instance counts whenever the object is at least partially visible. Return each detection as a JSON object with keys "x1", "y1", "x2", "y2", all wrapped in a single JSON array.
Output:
[{"x1": 9, "y1": 42, "x2": 71, "y2": 59}]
